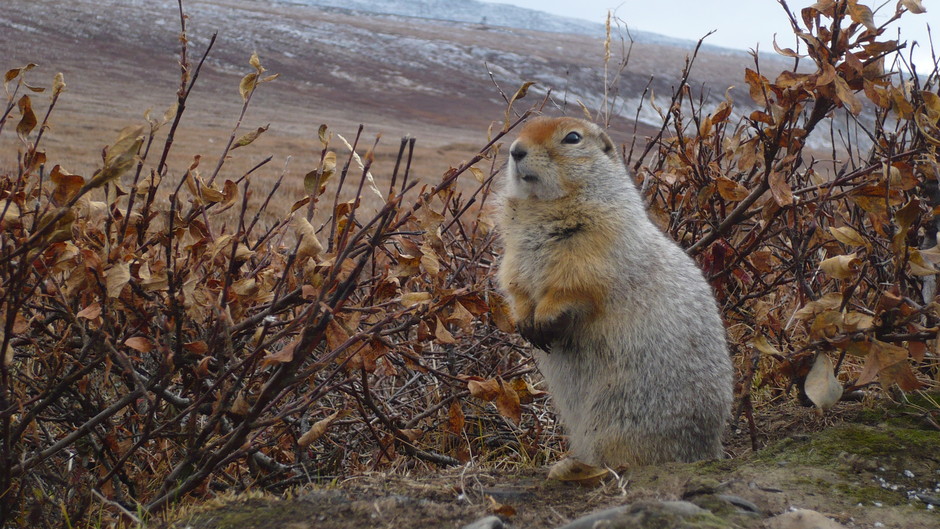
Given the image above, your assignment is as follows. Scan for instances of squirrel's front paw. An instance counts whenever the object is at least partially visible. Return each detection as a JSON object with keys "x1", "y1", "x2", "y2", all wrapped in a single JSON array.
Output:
[{"x1": 517, "y1": 311, "x2": 575, "y2": 352}]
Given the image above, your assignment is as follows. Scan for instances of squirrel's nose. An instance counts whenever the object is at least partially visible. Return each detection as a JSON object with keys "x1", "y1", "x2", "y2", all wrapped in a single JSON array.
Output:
[{"x1": 510, "y1": 145, "x2": 527, "y2": 162}]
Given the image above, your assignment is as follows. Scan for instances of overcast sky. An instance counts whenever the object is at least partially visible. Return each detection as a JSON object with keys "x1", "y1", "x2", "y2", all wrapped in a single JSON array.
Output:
[{"x1": 500, "y1": 0, "x2": 936, "y2": 72}]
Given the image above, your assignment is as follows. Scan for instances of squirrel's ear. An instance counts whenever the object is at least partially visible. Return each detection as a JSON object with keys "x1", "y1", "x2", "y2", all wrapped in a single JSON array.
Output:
[{"x1": 598, "y1": 131, "x2": 616, "y2": 156}]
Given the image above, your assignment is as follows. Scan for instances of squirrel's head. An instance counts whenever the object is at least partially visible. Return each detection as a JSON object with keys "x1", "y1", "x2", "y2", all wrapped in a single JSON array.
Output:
[{"x1": 505, "y1": 117, "x2": 619, "y2": 201}]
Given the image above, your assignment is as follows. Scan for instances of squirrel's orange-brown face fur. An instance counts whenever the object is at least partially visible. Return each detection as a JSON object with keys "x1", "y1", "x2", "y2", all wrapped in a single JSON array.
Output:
[{"x1": 506, "y1": 117, "x2": 617, "y2": 201}]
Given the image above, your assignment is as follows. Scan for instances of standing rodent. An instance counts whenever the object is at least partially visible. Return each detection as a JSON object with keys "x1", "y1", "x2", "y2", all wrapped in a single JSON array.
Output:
[{"x1": 496, "y1": 116, "x2": 733, "y2": 467}]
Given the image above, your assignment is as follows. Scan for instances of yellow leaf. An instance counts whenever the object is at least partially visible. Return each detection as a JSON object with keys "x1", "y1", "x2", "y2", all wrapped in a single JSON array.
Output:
[
  {"x1": 504, "y1": 81, "x2": 536, "y2": 128},
  {"x1": 200, "y1": 183, "x2": 224, "y2": 203},
  {"x1": 88, "y1": 125, "x2": 145, "y2": 189},
  {"x1": 469, "y1": 166, "x2": 485, "y2": 184},
  {"x1": 833, "y1": 75, "x2": 862, "y2": 115},
  {"x1": 750, "y1": 335, "x2": 781, "y2": 356},
  {"x1": 291, "y1": 215, "x2": 324, "y2": 260},
  {"x1": 842, "y1": 312, "x2": 874, "y2": 332},
  {"x1": 810, "y1": 310, "x2": 843, "y2": 340},
  {"x1": 908, "y1": 248, "x2": 937, "y2": 276},
  {"x1": 232, "y1": 124, "x2": 269, "y2": 149},
  {"x1": 509, "y1": 377, "x2": 547, "y2": 404},
  {"x1": 819, "y1": 253, "x2": 860, "y2": 279},
  {"x1": 304, "y1": 151, "x2": 336, "y2": 196},
  {"x1": 793, "y1": 292, "x2": 843, "y2": 321},
  {"x1": 435, "y1": 317, "x2": 456, "y2": 344},
  {"x1": 829, "y1": 226, "x2": 868, "y2": 248},
  {"x1": 249, "y1": 51, "x2": 264, "y2": 72},
  {"x1": 52, "y1": 72, "x2": 66, "y2": 97},
  {"x1": 239, "y1": 72, "x2": 258, "y2": 101},
  {"x1": 0, "y1": 200, "x2": 22, "y2": 226},
  {"x1": 232, "y1": 277, "x2": 259, "y2": 297},
  {"x1": 400, "y1": 292, "x2": 432, "y2": 307},
  {"x1": 420, "y1": 244, "x2": 441, "y2": 276},
  {"x1": 317, "y1": 124, "x2": 331, "y2": 147}
]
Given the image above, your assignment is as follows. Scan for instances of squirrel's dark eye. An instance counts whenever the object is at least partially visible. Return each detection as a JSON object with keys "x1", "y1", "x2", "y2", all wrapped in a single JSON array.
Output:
[{"x1": 562, "y1": 131, "x2": 582, "y2": 144}]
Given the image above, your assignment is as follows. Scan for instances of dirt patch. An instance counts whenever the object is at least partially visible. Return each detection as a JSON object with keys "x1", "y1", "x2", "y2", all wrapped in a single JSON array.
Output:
[{"x1": 161, "y1": 400, "x2": 940, "y2": 529}]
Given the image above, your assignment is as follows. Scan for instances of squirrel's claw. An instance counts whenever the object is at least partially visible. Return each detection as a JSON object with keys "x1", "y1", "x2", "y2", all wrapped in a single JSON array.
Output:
[{"x1": 517, "y1": 311, "x2": 575, "y2": 353}]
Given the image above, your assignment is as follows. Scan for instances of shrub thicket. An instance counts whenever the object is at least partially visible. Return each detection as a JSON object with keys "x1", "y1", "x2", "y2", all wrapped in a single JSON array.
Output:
[{"x1": 0, "y1": 0, "x2": 937, "y2": 526}]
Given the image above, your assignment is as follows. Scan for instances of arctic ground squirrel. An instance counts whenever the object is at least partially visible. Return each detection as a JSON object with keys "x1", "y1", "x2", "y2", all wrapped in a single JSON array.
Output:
[{"x1": 496, "y1": 116, "x2": 733, "y2": 467}]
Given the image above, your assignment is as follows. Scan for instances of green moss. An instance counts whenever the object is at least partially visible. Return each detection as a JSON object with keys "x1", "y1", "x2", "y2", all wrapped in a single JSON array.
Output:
[
  {"x1": 831, "y1": 482, "x2": 901, "y2": 505},
  {"x1": 182, "y1": 500, "x2": 313, "y2": 529},
  {"x1": 854, "y1": 392, "x2": 940, "y2": 428},
  {"x1": 693, "y1": 458, "x2": 741, "y2": 475},
  {"x1": 756, "y1": 424, "x2": 940, "y2": 467}
]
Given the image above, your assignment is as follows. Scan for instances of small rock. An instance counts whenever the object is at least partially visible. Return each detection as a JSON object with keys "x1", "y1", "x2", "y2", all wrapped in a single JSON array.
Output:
[
  {"x1": 717, "y1": 494, "x2": 762, "y2": 514},
  {"x1": 915, "y1": 493, "x2": 940, "y2": 506},
  {"x1": 764, "y1": 509, "x2": 847, "y2": 529},
  {"x1": 461, "y1": 515, "x2": 504, "y2": 529},
  {"x1": 681, "y1": 476, "x2": 723, "y2": 498},
  {"x1": 651, "y1": 501, "x2": 708, "y2": 517},
  {"x1": 556, "y1": 500, "x2": 708, "y2": 529},
  {"x1": 554, "y1": 505, "x2": 629, "y2": 529}
]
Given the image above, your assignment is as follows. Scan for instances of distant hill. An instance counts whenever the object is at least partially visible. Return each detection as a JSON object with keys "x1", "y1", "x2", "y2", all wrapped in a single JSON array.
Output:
[
  {"x1": 0, "y1": 0, "x2": 797, "y2": 177},
  {"x1": 270, "y1": 0, "x2": 706, "y2": 48}
]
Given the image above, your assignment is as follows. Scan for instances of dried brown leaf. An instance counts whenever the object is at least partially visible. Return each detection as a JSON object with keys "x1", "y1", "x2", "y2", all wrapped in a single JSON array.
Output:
[
  {"x1": 105, "y1": 261, "x2": 131, "y2": 298},
  {"x1": 547, "y1": 458, "x2": 610, "y2": 484},
  {"x1": 434, "y1": 317, "x2": 456, "y2": 344},
  {"x1": 804, "y1": 354, "x2": 842, "y2": 410},
  {"x1": 715, "y1": 177, "x2": 749, "y2": 201},
  {"x1": 16, "y1": 95, "x2": 36, "y2": 140},
  {"x1": 124, "y1": 337, "x2": 153, "y2": 353},
  {"x1": 847, "y1": 1, "x2": 877, "y2": 32},
  {"x1": 819, "y1": 253, "x2": 860, "y2": 279},
  {"x1": 769, "y1": 171, "x2": 794, "y2": 206},
  {"x1": 76, "y1": 302, "x2": 102, "y2": 320},
  {"x1": 298, "y1": 410, "x2": 342, "y2": 447},
  {"x1": 465, "y1": 376, "x2": 501, "y2": 401},
  {"x1": 448, "y1": 401, "x2": 465, "y2": 434},
  {"x1": 495, "y1": 377, "x2": 521, "y2": 424},
  {"x1": 262, "y1": 338, "x2": 299, "y2": 367}
]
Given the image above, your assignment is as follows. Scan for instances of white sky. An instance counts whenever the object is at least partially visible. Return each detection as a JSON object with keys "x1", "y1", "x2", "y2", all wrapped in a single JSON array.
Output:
[{"x1": 500, "y1": 0, "x2": 937, "y2": 72}]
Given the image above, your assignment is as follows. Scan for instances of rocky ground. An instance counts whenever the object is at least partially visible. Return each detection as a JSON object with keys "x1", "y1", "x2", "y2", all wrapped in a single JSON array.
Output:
[{"x1": 160, "y1": 399, "x2": 940, "y2": 529}]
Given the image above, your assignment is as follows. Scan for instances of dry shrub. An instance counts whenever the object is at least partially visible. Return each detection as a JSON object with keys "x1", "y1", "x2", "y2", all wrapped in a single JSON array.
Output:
[
  {"x1": 0, "y1": 9, "x2": 551, "y2": 527},
  {"x1": 1, "y1": 0, "x2": 939, "y2": 527},
  {"x1": 626, "y1": 0, "x2": 939, "y2": 422}
]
